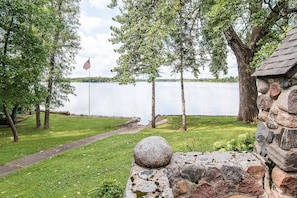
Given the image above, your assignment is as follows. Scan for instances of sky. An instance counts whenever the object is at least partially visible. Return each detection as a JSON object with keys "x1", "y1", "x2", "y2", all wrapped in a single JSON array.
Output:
[{"x1": 72, "y1": 0, "x2": 238, "y2": 79}]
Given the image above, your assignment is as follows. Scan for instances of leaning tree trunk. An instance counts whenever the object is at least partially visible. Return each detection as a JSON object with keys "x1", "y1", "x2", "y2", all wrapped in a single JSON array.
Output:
[
  {"x1": 3, "y1": 106, "x2": 18, "y2": 142},
  {"x1": 224, "y1": 28, "x2": 258, "y2": 123},
  {"x1": 151, "y1": 80, "x2": 156, "y2": 128}
]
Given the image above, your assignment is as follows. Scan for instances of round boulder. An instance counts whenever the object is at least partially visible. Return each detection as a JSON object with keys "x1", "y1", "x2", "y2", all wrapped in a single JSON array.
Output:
[{"x1": 134, "y1": 136, "x2": 173, "y2": 168}]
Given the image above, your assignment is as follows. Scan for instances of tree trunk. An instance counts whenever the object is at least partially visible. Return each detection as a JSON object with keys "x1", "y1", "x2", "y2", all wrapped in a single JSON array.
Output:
[
  {"x1": 3, "y1": 106, "x2": 18, "y2": 142},
  {"x1": 151, "y1": 80, "x2": 156, "y2": 128},
  {"x1": 44, "y1": 75, "x2": 53, "y2": 129},
  {"x1": 181, "y1": 68, "x2": 187, "y2": 131},
  {"x1": 35, "y1": 103, "x2": 41, "y2": 128},
  {"x1": 237, "y1": 58, "x2": 258, "y2": 122},
  {"x1": 11, "y1": 105, "x2": 18, "y2": 124},
  {"x1": 224, "y1": 27, "x2": 258, "y2": 122}
]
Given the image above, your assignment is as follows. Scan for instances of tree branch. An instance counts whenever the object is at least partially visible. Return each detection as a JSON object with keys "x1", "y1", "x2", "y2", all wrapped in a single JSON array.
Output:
[{"x1": 248, "y1": 0, "x2": 287, "y2": 51}]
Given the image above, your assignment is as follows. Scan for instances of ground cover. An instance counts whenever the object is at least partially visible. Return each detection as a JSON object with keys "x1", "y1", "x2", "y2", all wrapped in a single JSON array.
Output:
[
  {"x1": 0, "y1": 114, "x2": 130, "y2": 165},
  {"x1": 0, "y1": 115, "x2": 256, "y2": 197}
]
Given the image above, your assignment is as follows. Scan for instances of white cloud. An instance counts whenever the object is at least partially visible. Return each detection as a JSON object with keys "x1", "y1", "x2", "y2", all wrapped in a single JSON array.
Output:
[
  {"x1": 73, "y1": 1, "x2": 238, "y2": 79},
  {"x1": 72, "y1": 31, "x2": 118, "y2": 78},
  {"x1": 79, "y1": 12, "x2": 103, "y2": 34},
  {"x1": 84, "y1": 0, "x2": 111, "y2": 10}
]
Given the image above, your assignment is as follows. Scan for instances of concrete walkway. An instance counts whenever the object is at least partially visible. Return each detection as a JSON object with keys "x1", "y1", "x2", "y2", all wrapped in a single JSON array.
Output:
[{"x1": 0, "y1": 120, "x2": 167, "y2": 178}]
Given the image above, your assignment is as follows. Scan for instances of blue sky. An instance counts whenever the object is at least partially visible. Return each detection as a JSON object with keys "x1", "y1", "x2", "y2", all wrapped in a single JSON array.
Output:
[{"x1": 72, "y1": 0, "x2": 238, "y2": 79}]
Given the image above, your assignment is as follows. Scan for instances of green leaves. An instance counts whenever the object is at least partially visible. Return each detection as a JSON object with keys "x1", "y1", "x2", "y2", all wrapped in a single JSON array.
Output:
[{"x1": 110, "y1": 0, "x2": 171, "y2": 83}]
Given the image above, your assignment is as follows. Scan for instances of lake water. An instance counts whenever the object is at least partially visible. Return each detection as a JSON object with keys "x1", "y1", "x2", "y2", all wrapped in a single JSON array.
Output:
[{"x1": 55, "y1": 82, "x2": 239, "y2": 124}]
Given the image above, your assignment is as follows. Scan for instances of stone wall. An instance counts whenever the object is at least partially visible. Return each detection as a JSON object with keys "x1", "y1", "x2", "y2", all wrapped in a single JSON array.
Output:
[
  {"x1": 125, "y1": 136, "x2": 270, "y2": 198},
  {"x1": 254, "y1": 78, "x2": 297, "y2": 197}
]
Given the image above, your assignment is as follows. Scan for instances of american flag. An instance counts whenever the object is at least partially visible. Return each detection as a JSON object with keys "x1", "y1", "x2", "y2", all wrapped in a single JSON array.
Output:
[{"x1": 83, "y1": 59, "x2": 90, "y2": 70}]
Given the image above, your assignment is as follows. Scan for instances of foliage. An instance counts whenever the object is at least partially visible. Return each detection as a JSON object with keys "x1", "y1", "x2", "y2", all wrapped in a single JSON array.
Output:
[
  {"x1": 213, "y1": 133, "x2": 255, "y2": 152},
  {"x1": 88, "y1": 179, "x2": 123, "y2": 198},
  {"x1": 109, "y1": 0, "x2": 172, "y2": 84},
  {"x1": 43, "y1": 0, "x2": 80, "y2": 128},
  {"x1": 198, "y1": 0, "x2": 297, "y2": 122}
]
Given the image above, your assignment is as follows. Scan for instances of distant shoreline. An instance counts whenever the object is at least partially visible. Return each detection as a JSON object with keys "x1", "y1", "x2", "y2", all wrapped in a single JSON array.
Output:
[{"x1": 68, "y1": 76, "x2": 239, "y2": 83}]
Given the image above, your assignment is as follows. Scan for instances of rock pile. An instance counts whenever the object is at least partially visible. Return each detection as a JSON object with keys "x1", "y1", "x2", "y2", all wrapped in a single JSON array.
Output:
[
  {"x1": 125, "y1": 136, "x2": 268, "y2": 198},
  {"x1": 254, "y1": 78, "x2": 297, "y2": 197}
]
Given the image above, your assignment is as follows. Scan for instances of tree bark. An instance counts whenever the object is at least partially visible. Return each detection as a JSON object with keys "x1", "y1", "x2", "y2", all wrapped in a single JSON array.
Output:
[
  {"x1": 44, "y1": 55, "x2": 54, "y2": 129},
  {"x1": 11, "y1": 105, "x2": 18, "y2": 124},
  {"x1": 180, "y1": 53, "x2": 187, "y2": 131},
  {"x1": 237, "y1": 58, "x2": 258, "y2": 122},
  {"x1": 44, "y1": 74, "x2": 53, "y2": 129},
  {"x1": 3, "y1": 106, "x2": 18, "y2": 142},
  {"x1": 44, "y1": 1, "x2": 63, "y2": 129},
  {"x1": 151, "y1": 80, "x2": 156, "y2": 128},
  {"x1": 224, "y1": 27, "x2": 258, "y2": 122},
  {"x1": 35, "y1": 103, "x2": 41, "y2": 128}
]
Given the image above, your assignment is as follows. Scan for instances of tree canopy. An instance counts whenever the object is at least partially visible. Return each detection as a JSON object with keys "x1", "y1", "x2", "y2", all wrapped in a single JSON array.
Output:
[
  {"x1": 0, "y1": 0, "x2": 80, "y2": 140},
  {"x1": 198, "y1": 0, "x2": 297, "y2": 122}
]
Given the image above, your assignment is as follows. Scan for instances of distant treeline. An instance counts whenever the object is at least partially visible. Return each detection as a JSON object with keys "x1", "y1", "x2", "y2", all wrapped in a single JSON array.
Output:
[{"x1": 69, "y1": 76, "x2": 239, "y2": 83}]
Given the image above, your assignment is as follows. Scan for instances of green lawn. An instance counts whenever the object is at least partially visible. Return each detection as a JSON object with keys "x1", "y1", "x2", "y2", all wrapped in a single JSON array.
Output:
[
  {"x1": 0, "y1": 114, "x2": 130, "y2": 165},
  {"x1": 0, "y1": 115, "x2": 256, "y2": 197}
]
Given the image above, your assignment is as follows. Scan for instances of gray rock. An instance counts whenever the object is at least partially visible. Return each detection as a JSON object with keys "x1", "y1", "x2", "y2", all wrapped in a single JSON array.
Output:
[
  {"x1": 279, "y1": 128, "x2": 297, "y2": 150},
  {"x1": 134, "y1": 136, "x2": 173, "y2": 168},
  {"x1": 266, "y1": 116, "x2": 279, "y2": 129},
  {"x1": 133, "y1": 180, "x2": 157, "y2": 193},
  {"x1": 257, "y1": 79, "x2": 270, "y2": 94},
  {"x1": 256, "y1": 122, "x2": 268, "y2": 142},
  {"x1": 180, "y1": 164, "x2": 205, "y2": 183},
  {"x1": 276, "y1": 109, "x2": 297, "y2": 128},
  {"x1": 221, "y1": 164, "x2": 243, "y2": 184},
  {"x1": 267, "y1": 141, "x2": 297, "y2": 171},
  {"x1": 277, "y1": 85, "x2": 297, "y2": 114},
  {"x1": 267, "y1": 131, "x2": 275, "y2": 143},
  {"x1": 257, "y1": 95, "x2": 273, "y2": 111}
]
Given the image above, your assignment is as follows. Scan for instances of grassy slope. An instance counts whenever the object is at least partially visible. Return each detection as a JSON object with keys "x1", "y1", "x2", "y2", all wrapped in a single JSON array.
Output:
[{"x1": 0, "y1": 115, "x2": 256, "y2": 197}]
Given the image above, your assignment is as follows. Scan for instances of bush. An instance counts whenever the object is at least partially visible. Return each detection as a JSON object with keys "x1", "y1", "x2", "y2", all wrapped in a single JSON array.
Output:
[
  {"x1": 213, "y1": 133, "x2": 255, "y2": 152},
  {"x1": 88, "y1": 179, "x2": 123, "y2": 198}
]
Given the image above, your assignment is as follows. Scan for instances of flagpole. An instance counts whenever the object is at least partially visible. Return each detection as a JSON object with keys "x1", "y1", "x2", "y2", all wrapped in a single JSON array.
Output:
[
  {"x1": 83, "y1": 58, "x2": 91, "y2": 116},
  {"x1": 88, "y1": 63, "x2": 91, "y2": 116}
]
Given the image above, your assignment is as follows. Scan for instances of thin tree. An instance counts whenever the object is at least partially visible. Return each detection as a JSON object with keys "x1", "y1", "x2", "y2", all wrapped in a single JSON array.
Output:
[
  {"x1": 166, "y1": 0, "x2": 201, "y2": 131},
  {"x1": 43, "y1": 0, "x2": 80, "y2": 129},
  {"x1": 109, "y1": 0, "x2": 173, "y2": 127}
]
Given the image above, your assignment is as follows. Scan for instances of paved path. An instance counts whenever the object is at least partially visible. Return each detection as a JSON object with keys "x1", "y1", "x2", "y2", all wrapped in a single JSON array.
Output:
[{"x1": 0, "y1": 119, "x2": 167, "y2": 178}]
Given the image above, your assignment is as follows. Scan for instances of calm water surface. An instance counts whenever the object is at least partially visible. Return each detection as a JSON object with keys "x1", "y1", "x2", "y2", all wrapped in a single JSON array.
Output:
[{"x1": 55, "y1": 82, "x2": 239, "y2": 124}]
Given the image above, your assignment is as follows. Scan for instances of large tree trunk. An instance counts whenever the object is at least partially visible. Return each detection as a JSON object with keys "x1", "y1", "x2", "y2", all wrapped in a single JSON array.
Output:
[
  {"x1": 3, "y1": 106, "x2": 18, "y2": 142},
  {"x1": 35, "y1": 103, "x2": 41, "y2": 128},
  {"x1": 224, "y1": 27, "x2": 258, "y2": 122},
  {"x1": 151, "y1": 80, "x2": 156, "y2": 128},
  {"x1": 236, "y1": 58, "x2": 258, "y2": 122}
]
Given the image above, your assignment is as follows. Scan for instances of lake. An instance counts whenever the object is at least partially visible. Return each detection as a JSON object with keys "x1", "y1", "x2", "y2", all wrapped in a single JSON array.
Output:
[{"x1": 55, "y1": 82, "x2": 239, "y2": 124}]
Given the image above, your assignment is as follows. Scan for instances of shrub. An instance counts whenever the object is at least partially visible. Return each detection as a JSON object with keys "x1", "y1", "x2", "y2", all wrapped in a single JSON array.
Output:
[
  {"x1": 213, "y1": 133, "x2": 255, "y2": 152},
  {"x1": 88, "y1": 179, "x2": 123, "y2": 198}
]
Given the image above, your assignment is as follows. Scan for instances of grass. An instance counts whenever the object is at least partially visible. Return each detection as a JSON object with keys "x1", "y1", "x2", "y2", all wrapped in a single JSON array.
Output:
[
  {"x1": 0, "y1": 115, "x2": 256, "y2": 197},
  {"x1": 0, "y1": 114, "x2": 130, "y2": 165}
]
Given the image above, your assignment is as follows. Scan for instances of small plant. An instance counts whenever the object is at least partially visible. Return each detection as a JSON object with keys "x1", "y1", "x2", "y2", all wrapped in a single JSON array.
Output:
[
  {"x1": 88, "y1": 179, "x2": 123, "y2": 198},
  {"x1": 213, "y1": 133, "x2": 255, "y2": 152},
  {"x1": 186, "y1": 138, "x2": 199, "y2": 151}
]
